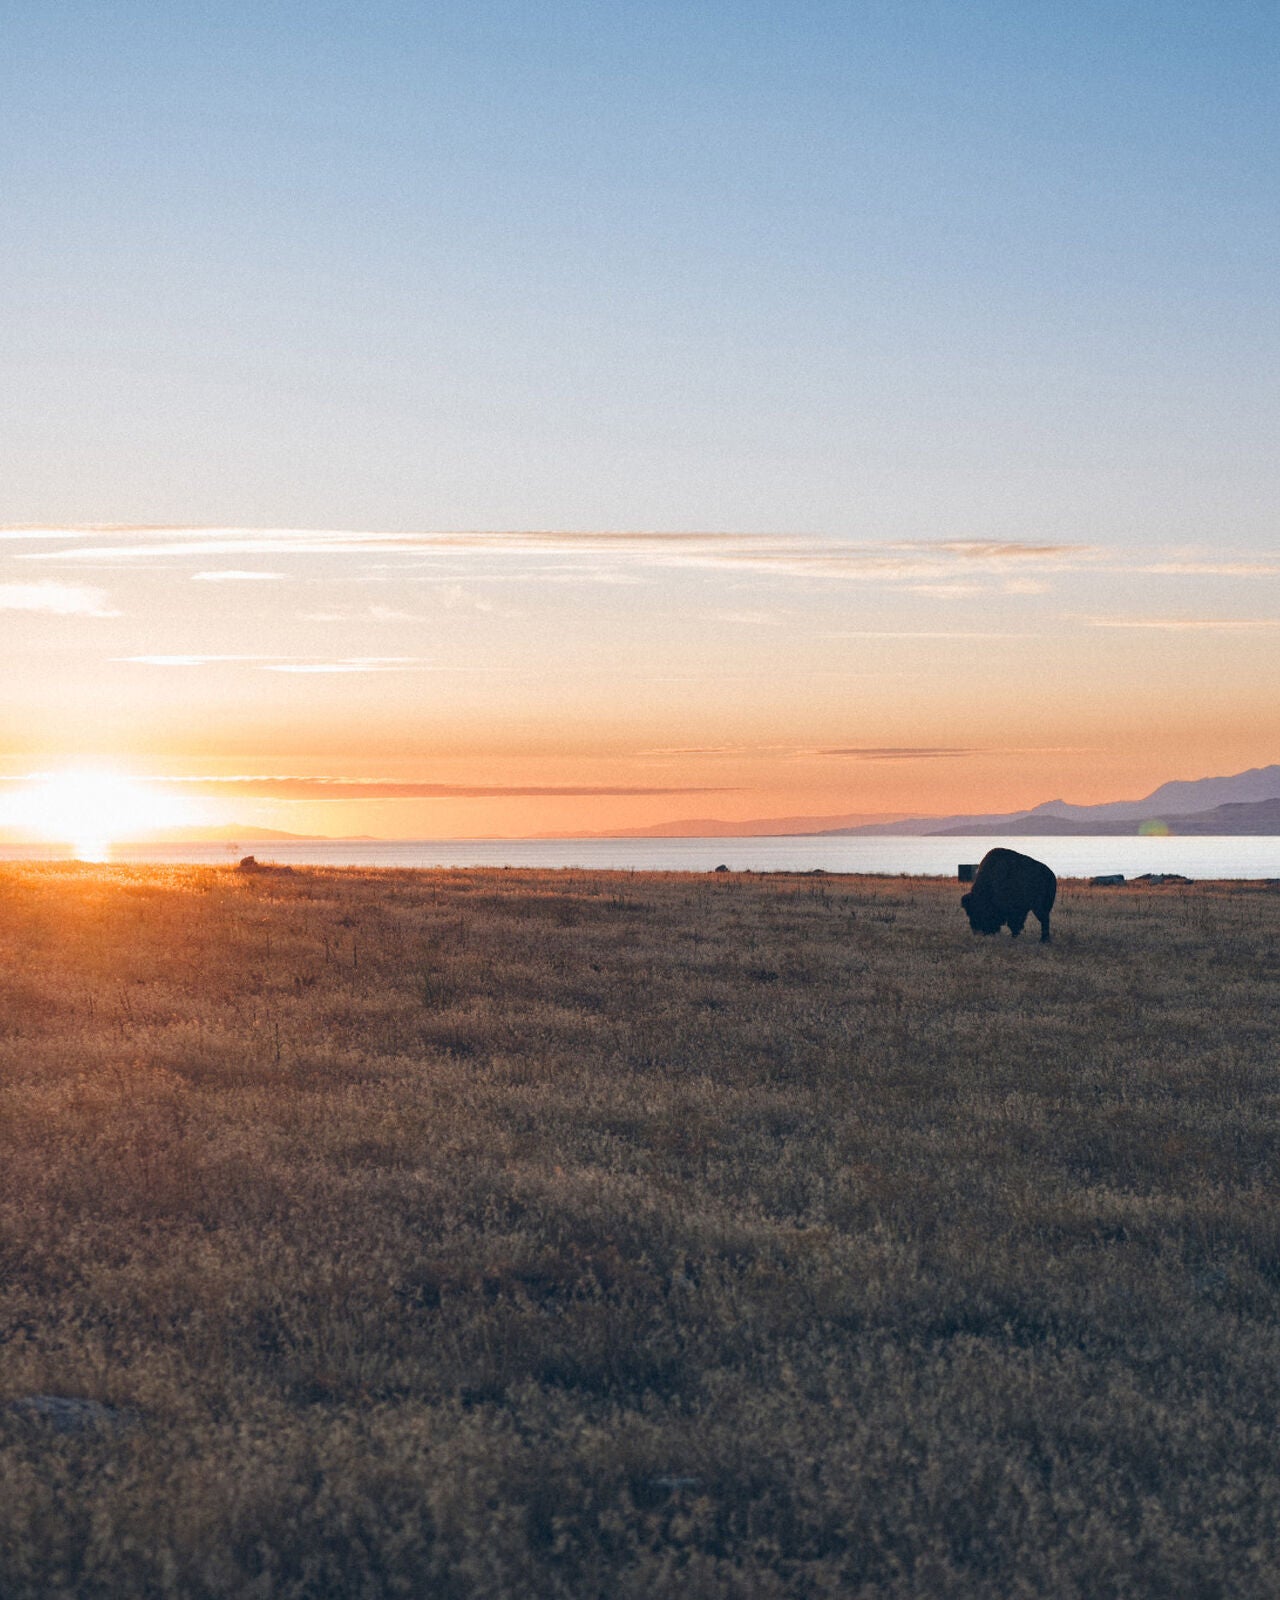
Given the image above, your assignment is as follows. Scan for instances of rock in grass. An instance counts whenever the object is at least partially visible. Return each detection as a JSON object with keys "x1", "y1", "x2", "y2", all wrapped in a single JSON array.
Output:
[{"x1": 7, "y1": 1395, "x2": 140, "y2": 1434}]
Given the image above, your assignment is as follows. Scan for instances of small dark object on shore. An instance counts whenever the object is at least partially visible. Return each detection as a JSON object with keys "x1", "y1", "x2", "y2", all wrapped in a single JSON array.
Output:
[
  {"x1": 712, "y1": 864, "x2": 730, "y2": 873},
  {"x1": 1090, "y1": 873, "x2": 1126, "y2": 886},
  {"x1": 961, "y1": 848, "x2": 1057, "y2": 942},
  {"x1": 958, "y1": 863, "x2": 977, "y2": 883}
]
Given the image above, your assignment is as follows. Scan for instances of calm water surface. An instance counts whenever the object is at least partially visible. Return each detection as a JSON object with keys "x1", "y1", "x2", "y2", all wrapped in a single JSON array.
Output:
[{"x1": 2, "y1": 836, "x2": 1277, "y2": 878}]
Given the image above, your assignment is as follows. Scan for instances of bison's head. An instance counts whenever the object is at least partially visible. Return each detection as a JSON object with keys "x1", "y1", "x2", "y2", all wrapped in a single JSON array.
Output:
[{"x1": 960, "y1": 891, "x2": 1001, "y2": 936}]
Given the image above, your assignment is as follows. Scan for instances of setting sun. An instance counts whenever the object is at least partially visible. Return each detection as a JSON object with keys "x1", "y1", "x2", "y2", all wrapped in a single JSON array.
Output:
[{"x1": 0, "y1": 768, "x2": 204, "y2": 861}]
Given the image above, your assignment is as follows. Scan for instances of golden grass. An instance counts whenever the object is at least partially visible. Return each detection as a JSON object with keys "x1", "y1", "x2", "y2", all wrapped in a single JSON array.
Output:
[{"x1": 1, "y1": 863, "x2": 1278, "y2": 1598}]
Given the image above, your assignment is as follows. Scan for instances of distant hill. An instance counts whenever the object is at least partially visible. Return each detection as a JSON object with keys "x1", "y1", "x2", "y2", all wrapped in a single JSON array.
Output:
[
  {"x1": 1017, "y1": 764, "x2": 1280, "y2": 825},
  {"x1": 532, "y1": 811, "x2": 911, "y2": 839},
  {"x1": 821, "y1": 811, "x2": 1038, "y2": 837},
  {"x1": 937, "y1": 797, "x2": 1280, "y2": 838},
  {"x1": 821, "y1": 764, "x2": 1280, "y2": 837}
]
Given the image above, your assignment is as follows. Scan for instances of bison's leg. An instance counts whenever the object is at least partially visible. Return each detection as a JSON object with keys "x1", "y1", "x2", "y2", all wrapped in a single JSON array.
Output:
[
  {"x1": 1007, "y1": 911, "x2": 1027, "y2": 938},
  {"x1": 1037, "y1": 910, "x2": 1051, "y2": 943}
]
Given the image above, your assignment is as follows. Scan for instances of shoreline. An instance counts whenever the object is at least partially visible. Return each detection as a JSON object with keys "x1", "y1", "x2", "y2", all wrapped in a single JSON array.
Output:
[{"x1": 0, "y1": 857, "x2": 1276, "y2": 890}]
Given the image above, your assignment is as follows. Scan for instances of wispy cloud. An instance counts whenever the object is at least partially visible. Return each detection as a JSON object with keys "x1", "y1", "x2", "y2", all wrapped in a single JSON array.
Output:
[
  {"x1": 0, "y1": 582, "x2": 118, "y2": 616},
  {"x1": 368, "y1": 605, "x2": 429, "y2": 622},
  {"x1": 191, "y1": 570, "x2": 288, "y2": 582},
  {"x1": 1132, "y1": 561, "x2": 1280, "y2": 577},
  {"x1": 264, "y1": 658, "x2": 420, "y2": 674},
  {"x1": 299, "y1": 604, "x2": 432, "y2": 623},
  {"x1": 705, "y1": 608, "x2": 784, "y2": 626},
  {"x1": 120, "y1": 654, "x2": 426, "y2": 671},
  {"x1": 822, "y1": 629, "x2": 1031, "y2": 639},
  {"x1": 13, "y1": 526, "x2": 1093, "y2": 584},
  {"x1": 0, "y1": 528, "x2": 86, "y2": 541},
  {"x1": 1080, "y1": 617, "x2": 1280, "y2": 631},
  {"x1": 14, "y1": 526, "x2": 1280, "y2": 589},
  {"x1": 904, "y1": 583, "x2": 985, "y2": 597},
  {"x1": 817, "y1": 747, "x2": 976, "y2": 760},
  {"x1": 434, "y1": 583, "x2": 523, "y2": 616},
  {"x1": 634, "y1": 743, "x2": 795, "y2": 757}
]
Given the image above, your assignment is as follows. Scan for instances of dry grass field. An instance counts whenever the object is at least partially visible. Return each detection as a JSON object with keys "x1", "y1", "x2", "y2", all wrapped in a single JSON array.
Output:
[{"x1": 1, "y1": 863, "x2": 1279, "y2": 1598}]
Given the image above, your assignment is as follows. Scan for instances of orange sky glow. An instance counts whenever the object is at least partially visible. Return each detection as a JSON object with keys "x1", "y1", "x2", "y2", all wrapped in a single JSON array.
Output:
[{"x1": 1, "y1": 527, "x2": 1276, "y2": 843}]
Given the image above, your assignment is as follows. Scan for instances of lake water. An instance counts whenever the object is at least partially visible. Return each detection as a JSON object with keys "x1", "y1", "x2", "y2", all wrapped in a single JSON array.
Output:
[{"x1": 1, "y1": 835, "x2": 1276, "y2": 879}]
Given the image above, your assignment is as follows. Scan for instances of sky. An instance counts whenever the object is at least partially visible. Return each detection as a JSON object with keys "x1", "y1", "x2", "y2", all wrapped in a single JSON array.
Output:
[{"x1": 2, "y1": 2, "x2": 1277, "y2": 838}]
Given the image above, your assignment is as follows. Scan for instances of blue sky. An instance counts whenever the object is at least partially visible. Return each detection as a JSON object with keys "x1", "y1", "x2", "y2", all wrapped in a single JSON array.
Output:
[{"x1": 5, "y1": 2, "x2": 1277, "y2": 540}]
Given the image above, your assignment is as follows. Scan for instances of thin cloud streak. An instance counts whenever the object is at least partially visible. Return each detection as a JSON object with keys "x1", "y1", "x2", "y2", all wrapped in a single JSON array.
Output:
[
  {"x1": 635, "y1": 744, "x2": 795, "y2": 758},
  {"x1": 822, "y1": 630, "x2": 1032, "y2": 639},
  {"x1": 0, "y1": 582, "x2": 119, "y2": 616},
  {"x1": 1081, "y1": 617, "x2": 1280, "y2": 631},
  {"x1": 817, "y1": 747, "x2": 976, "y2": 760},
  {"x1": 12, "y1": 527, "x2": 1280, "y2": 587},
  {"x1": 15, "y1": 526, "x2": 1093, "y2": 584},
  {"x1": 191, "y1": 570, "x2": 288, "y2": 582},
  {"x1": 264, "y1": 659, "x2": 420, "y2": 674},
  {"x1": 1133, "y1": 561, "x2": 1280, "y2": 577},
  {"x1": 705, "y1": 609, "x2": 785, "y2": 626},
  {"x1": 0, "y1": 529, "x2": 86, "y2": 541}
]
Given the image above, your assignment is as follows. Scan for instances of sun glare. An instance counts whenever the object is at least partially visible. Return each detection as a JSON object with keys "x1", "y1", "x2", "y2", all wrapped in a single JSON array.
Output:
[{"x1": 0, "y1": 768, "x2": 203, "y2": 861}]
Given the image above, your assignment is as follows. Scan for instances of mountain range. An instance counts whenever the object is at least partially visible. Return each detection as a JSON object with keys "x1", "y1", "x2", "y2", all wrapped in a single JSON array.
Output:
[
  {"x1": 935, "y1": 797, "x2": 1280, "y2": 837},
  {"x1": 532, "y1": 811, "x2": 910, "y2": 839},
  {"x1": 535, "y1": 764, "x2": 1280, "y2": 840},
  {"x1": 820, "y1": 764, "x2": 1280, "y2": 837}
]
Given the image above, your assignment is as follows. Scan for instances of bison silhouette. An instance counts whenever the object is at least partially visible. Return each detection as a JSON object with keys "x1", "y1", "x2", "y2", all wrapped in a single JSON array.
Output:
[{"x1": 960, "y1": 848, "x2": 1056, "y2": 943}]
